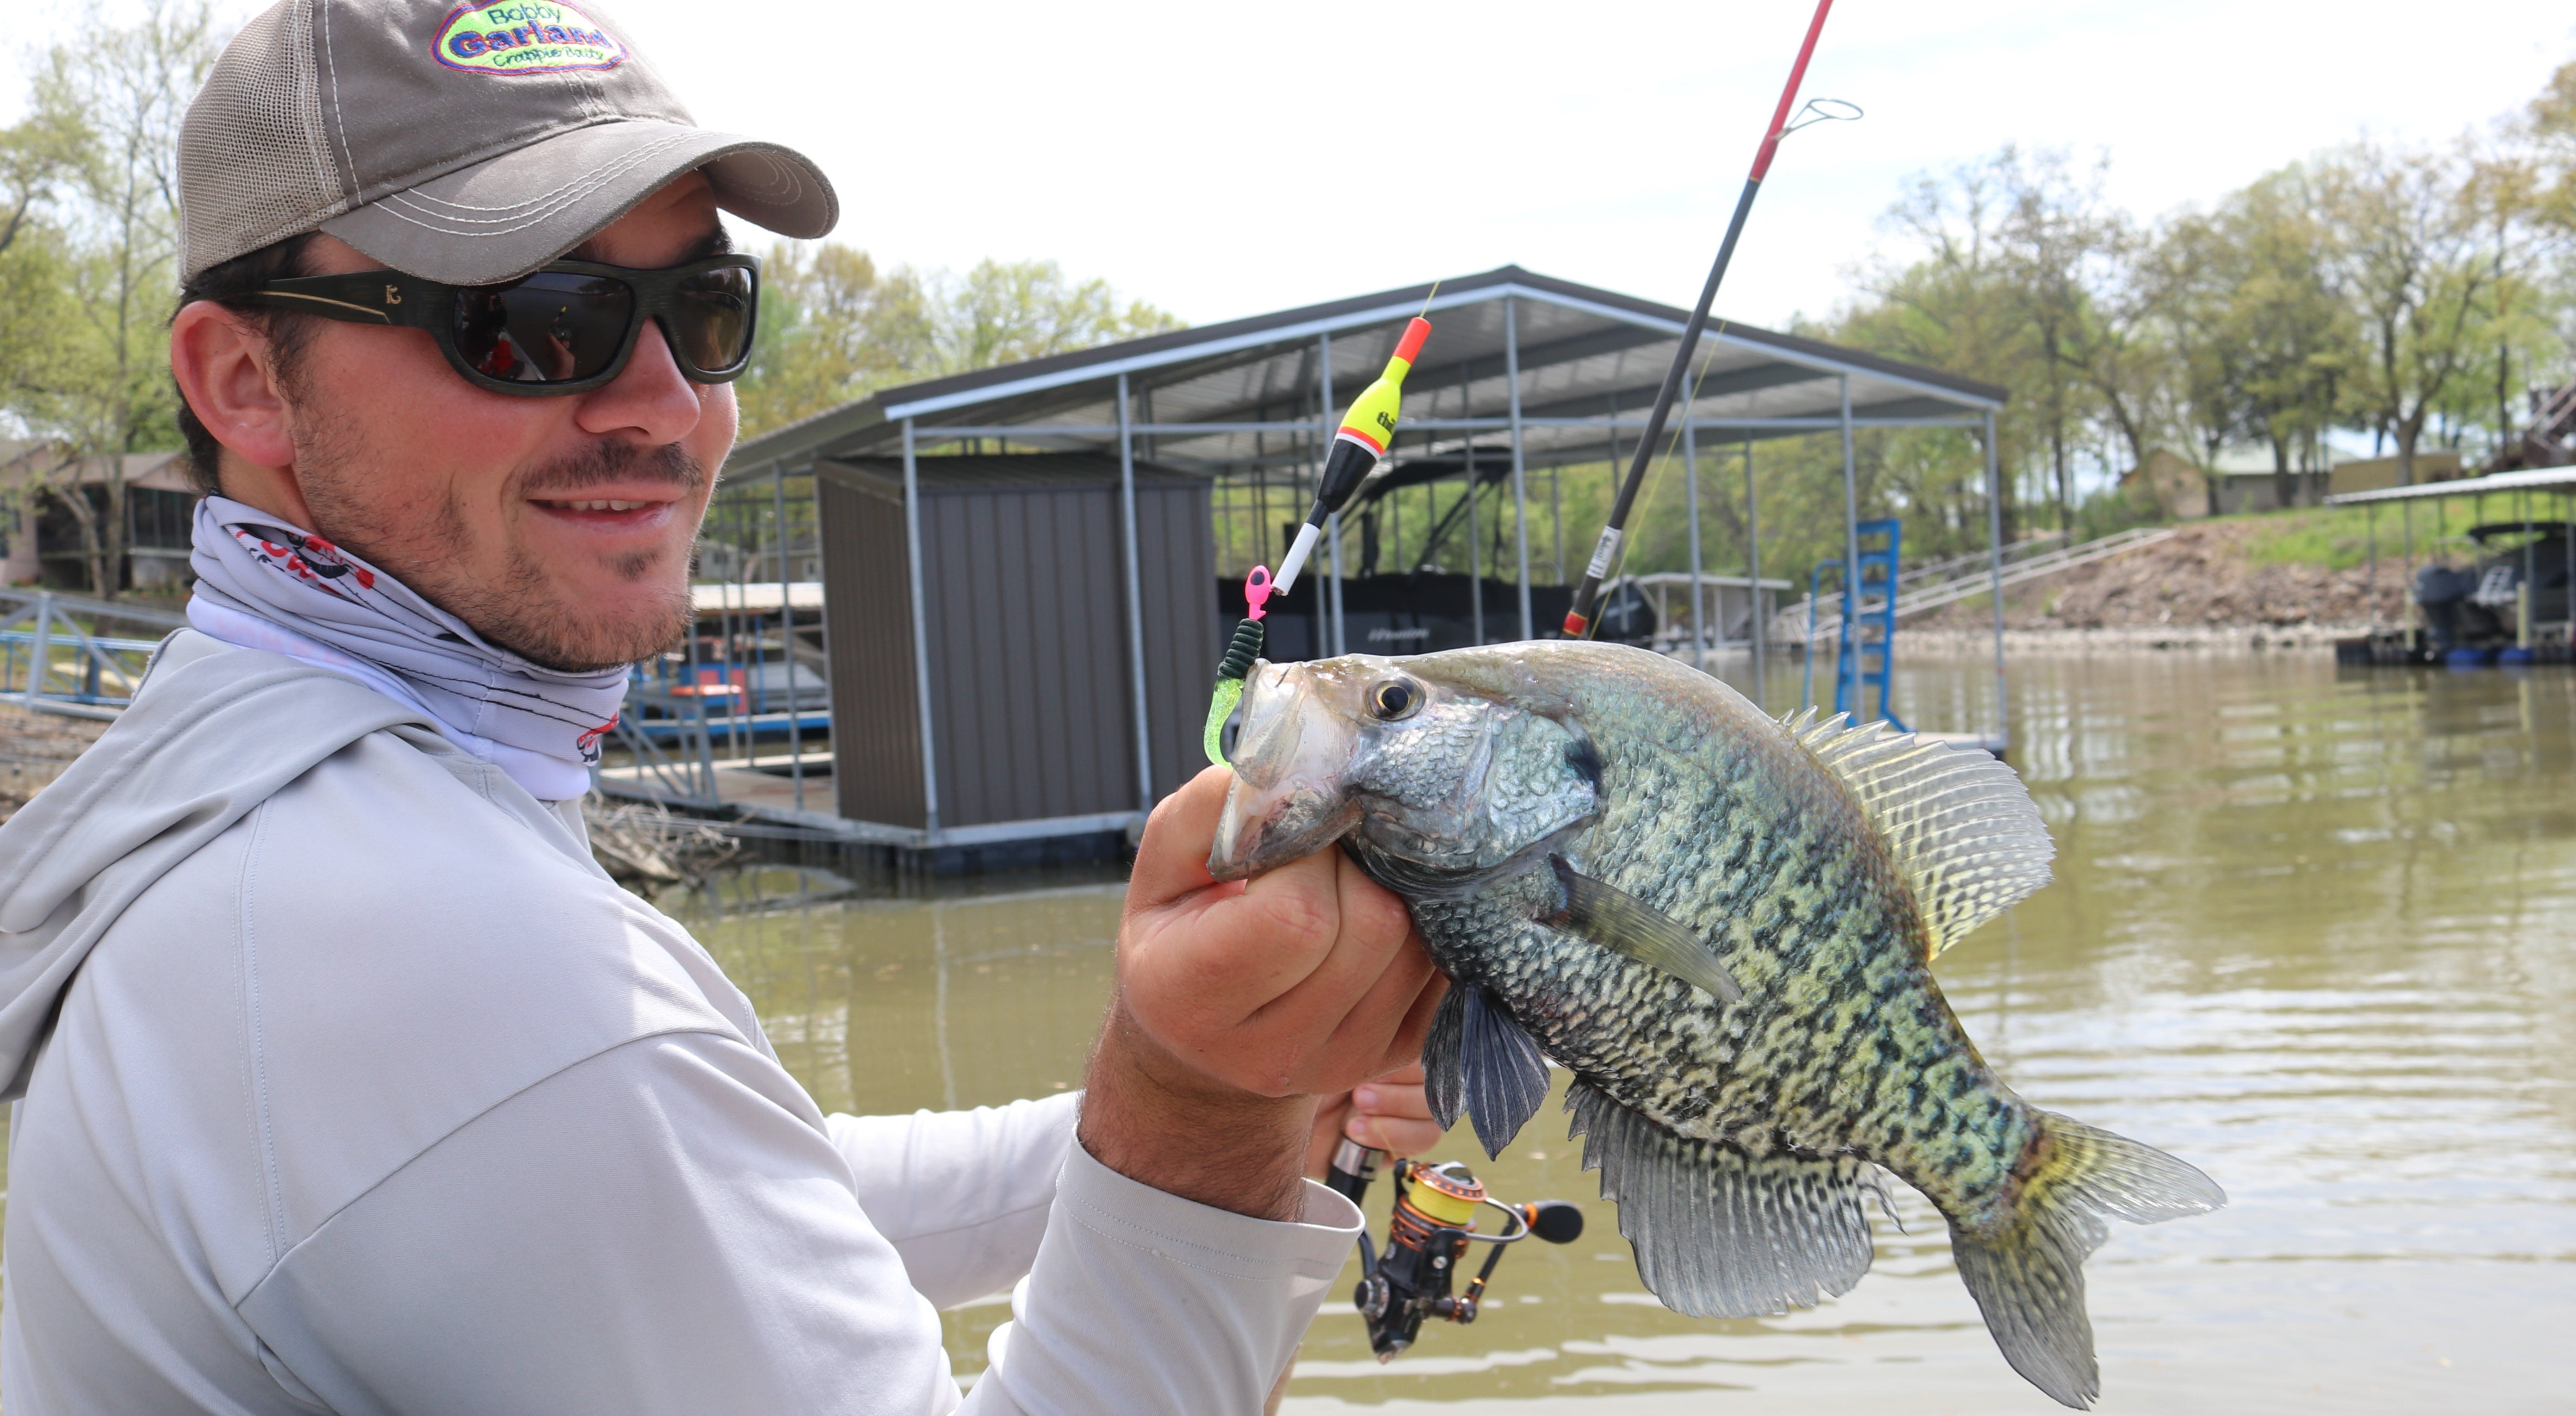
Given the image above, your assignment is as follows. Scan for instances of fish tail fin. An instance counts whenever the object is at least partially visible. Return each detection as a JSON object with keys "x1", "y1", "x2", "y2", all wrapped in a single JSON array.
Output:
[{"x1": 1949, "y1": 1112, "x2": 2227, "y2": 1410}]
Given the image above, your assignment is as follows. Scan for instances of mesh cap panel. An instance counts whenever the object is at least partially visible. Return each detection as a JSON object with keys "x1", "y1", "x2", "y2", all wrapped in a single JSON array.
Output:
[{"x1": 180, "y1": 0, "x2": 347, "y2": 280}]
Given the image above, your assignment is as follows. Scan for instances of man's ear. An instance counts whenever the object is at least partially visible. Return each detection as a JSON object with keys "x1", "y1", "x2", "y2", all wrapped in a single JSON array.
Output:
[{"x1": 170, "y1": 301, "x2": 297, "y2": 470}]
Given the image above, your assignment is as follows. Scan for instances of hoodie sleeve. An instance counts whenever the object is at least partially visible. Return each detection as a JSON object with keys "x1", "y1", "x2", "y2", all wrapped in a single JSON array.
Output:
[
  {"x1": 826, "y1": 1094, "x2": 1079, "y2": 1310},
  {"x1": 233, "y1": 1031, "x2": 1359, "y2": 1416}
]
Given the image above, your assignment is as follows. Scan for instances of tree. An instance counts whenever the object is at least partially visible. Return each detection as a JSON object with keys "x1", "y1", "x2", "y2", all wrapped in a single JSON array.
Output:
[
  {"x1": 1994, "y1": 149, "x2": 2119, "y2": 532},
  {"x1": 1840, "y1": 156, "x2": 2046, "y2": 544},
  {"x1": 736, "y1": 243, "x2": 934, "y2": 436},
  {"x1": 736, "y1": 245, "x2": 1183, "y2": 439},
  {"x1": 10, "y1": 0, "x2": 220, "y2": 596},
  {"x1": 2317, "y1": 140, "x2": 2510, "y2": 486},
  {"x1": 928, "y1": 258, "x2": 1182, "y2": 373},
  {"x1": 2526, "y1": 58, "x2": 2576, "y2": 234},
  {"x1": 2145, "y1": 167, "x2": 2357, "y2": 507}
]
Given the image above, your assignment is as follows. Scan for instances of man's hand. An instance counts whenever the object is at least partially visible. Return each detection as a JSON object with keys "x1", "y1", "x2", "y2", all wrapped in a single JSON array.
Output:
[
  {"x1": 1081, "y1": 767, "x2": 1445, "y2": 1222},
  {"x1": 1306, "y1": 1061, "x2": 1447, "y2": 1181}
]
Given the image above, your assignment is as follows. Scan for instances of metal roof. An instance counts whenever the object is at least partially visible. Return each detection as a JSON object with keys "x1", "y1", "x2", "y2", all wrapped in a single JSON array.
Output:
[
  {"x1": 2324, "y1": 465, "x2": 2576, "y2": 506},
  {"x1": 728, "y1": 265, "x2": 2005, "y2": 481}
]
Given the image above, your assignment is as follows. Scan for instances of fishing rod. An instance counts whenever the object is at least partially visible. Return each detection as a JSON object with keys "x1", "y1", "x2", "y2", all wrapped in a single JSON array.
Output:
[
  {"x1": 1203, "y1": 300, "x2": 1440, "y2": 764},
  {"x1": 1561, "y1": 0, "x2": 1847, "y2": 639}
]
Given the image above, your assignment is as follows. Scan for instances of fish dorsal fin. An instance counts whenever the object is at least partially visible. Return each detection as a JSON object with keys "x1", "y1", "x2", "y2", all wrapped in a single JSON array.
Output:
[{"x1": 1780, "y1": 708, "x2": 2053, "y2": 958}]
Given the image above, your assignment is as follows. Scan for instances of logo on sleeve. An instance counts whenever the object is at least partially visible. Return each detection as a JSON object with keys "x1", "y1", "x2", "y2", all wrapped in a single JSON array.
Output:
[{"x1": 434, "y1": 2, "x2": 625, "y2": 75}]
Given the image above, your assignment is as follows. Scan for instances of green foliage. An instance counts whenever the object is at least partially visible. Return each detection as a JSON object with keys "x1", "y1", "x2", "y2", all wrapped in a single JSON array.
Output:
[
  {"x1": 2235, "y1": 501, "x2": 2490, "y2": 572},
  {"x1": 1778, "y1": 68, "x2": 2576, "y2": 599},
  {"x1": 0, "y1": 0, "x2": 219, "y2": 595},
  {"x1": 737, "y1": 243, "x2": 1184, "y2": 438}
]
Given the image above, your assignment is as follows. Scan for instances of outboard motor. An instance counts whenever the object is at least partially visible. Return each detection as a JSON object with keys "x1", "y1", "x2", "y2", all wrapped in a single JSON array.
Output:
[{"x1": 2414, "y1": 564, "x2": 2483, "y2": 651}]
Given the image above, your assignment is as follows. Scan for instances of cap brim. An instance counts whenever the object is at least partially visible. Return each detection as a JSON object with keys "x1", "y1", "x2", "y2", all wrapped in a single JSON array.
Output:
[{"x1": 321, "y1": 118, "x2": 837, "y2": 285}]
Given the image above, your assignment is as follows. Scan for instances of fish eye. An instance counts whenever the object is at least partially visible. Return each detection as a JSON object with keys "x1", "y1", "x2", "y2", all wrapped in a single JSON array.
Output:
[{"x1": 1368, "y1": 678, "x2": 1423, "y2": 721}]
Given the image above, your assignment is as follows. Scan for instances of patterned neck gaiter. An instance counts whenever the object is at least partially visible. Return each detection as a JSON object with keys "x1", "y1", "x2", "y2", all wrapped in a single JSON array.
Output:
[{"x1": 186, "y1": 495, "x2": 628, "y2": 801}]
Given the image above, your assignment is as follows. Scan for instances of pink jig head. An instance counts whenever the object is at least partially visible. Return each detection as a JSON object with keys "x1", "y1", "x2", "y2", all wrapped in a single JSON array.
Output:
[{"x1": 1244, "y1": 565, "x2": 1275, "y2": 622}]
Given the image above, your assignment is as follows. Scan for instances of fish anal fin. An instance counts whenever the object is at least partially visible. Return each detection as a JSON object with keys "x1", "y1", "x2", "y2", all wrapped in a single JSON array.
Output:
[
  {"x1": 1546, "y1": 856, "x2": 1744, "y2": 1004},
  {"x1": 1563, "y1": 1081, "x2": 1881, "y2": 1319},
  {"x1": 1949, "y1": 1111, "x2": 2227, "y2": 1409},
  {"x1": 1459, "y1": 986, "x2": 1549, "y2": 1159},
  {"x1": 1780, "y1": 708, "x2": 2055, "y2": 958}
]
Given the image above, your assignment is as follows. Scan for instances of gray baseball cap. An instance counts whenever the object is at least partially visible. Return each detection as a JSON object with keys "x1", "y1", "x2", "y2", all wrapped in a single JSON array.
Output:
[{"x1": 178, "y1": 0, "x2": 837, "y2": 285}]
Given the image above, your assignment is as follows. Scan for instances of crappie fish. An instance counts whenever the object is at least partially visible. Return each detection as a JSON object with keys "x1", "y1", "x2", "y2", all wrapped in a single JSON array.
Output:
[{"x1": 1208, "y1": 640, "x2": 2222, "y2": 1409}]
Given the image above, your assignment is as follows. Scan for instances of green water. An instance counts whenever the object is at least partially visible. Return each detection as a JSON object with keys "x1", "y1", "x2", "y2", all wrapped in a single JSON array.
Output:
[{"x1": 673, "y1": 653, "x2": 2576, "y2": 1415}]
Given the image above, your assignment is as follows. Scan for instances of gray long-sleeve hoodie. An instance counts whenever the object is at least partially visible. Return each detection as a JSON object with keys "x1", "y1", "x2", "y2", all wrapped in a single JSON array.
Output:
[{"x1": 0, "y1": 632, "x2": 1359, "y2": 1414}]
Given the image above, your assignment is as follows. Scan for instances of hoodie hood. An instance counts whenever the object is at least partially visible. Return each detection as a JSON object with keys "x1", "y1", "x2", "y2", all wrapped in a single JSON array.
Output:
[{"x1": 0, "y1": 631, "x2": 433, "y2": 1099}]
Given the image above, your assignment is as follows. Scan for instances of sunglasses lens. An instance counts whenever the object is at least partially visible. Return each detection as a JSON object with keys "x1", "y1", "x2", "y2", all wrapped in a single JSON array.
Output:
[
  {"x1": 672, "y1": 266, "x2": 755, "y2": 373},
  {"x1": 452, "y1": 272, "x2": 635, "y2": 385}
]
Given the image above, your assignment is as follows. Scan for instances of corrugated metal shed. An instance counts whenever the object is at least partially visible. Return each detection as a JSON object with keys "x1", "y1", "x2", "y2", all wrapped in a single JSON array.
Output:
[{"x1": 817, "y1": 453, "x2": 1214, "y2": 836}]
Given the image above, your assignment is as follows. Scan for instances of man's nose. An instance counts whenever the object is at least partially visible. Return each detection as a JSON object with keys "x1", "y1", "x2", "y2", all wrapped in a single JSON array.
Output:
[{"x1": 575, "y1": 316, "x2": 702, "y2": 445}]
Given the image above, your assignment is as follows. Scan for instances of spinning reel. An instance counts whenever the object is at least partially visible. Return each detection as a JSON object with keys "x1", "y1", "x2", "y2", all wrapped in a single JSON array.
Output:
[{"x1": 1325, "y1": 1140, "x2": 1585, "y2": 1361}]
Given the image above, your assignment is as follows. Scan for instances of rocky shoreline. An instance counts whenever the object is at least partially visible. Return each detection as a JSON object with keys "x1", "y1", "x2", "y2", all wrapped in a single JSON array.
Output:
[{"x1": 1899, "y1": 519, "x2": 2404, "y2": 652}]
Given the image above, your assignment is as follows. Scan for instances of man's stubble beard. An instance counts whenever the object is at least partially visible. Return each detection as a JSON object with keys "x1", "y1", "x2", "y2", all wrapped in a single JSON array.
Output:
[{"x1": 288, "y1": 404, "x2": 707, "y2": 675}]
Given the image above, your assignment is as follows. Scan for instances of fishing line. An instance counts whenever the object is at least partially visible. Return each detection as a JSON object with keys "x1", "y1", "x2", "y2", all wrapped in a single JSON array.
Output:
[
  {"x1": 1561, "y1": 0, "x2": 1858, "y2": 638},
  {"x1": 1203, "y1": 284, "x2": 1445, "y2": 764},
  {"x1": 1590, "y1": 331, "x2": 1738, "y2": 609}
]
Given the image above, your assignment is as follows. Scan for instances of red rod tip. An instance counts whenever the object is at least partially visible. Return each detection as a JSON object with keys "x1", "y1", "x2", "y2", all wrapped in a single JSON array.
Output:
[
  {"x1": 1562, "y1": 612, "x2": 1590, "y2": 636},
  {"x1": 1394, "y1": 317, "x2": 1432, "y2": 364}
]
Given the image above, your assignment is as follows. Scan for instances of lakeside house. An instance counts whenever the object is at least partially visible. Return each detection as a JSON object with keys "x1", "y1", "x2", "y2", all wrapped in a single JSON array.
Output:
[
  {"x1": 2122, "y1": 444, "x2": 2468, "y2": 519},
  {"x1": 0, "y1": 442, "x2": 198, "y2": 592}
]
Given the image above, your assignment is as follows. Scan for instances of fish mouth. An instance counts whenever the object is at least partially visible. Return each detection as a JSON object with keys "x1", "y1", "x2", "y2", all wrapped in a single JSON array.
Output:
[{"x1": 1208, "y1": 661, "x2": 1365, "y2": 880}]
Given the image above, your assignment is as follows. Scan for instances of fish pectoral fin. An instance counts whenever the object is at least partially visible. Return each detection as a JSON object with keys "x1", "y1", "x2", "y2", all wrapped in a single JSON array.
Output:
[
  {"x1": 1422, "y1": 981, "x2": 1550, "y2": 1157},
  {"x1": 1565, "y1": 1081, "x2": 1881, "y2": 1320},
  {"x1": 1545, "y1": 856, "x2": 1744, "y2": 1004},
  {"x1": 1458, "y1": 986, "x2": 1550, "y2": 1159},
  {"x1": 1421, "y1": 983, "x2": 1467, "y2": 1130}
]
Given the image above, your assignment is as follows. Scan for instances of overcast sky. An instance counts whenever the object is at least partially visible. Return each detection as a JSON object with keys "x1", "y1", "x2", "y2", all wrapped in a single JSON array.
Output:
[{"x1": 43, "y1": 0, "x2": 2576, "y2": 330}]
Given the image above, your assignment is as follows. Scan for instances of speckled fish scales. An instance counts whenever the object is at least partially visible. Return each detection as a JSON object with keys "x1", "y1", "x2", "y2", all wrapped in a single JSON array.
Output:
[{"x1": 1208, "y1": 640, "x2": 2225, "y2": 1409}]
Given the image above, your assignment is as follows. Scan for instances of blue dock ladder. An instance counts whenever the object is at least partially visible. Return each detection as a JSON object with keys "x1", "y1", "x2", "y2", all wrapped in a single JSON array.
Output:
[{"x1": 1838, "y1": 518, "x2": 1906, "y2": 731}]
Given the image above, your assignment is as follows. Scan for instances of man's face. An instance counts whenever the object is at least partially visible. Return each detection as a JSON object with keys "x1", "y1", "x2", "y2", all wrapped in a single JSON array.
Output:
[{"x1": 276, "y1": 176, "x2": 734, "y2": 673}]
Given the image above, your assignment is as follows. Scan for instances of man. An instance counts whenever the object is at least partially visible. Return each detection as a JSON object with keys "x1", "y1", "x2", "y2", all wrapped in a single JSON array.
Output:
[{"x1": 0, "y1": 2, "x2": 1444, "y2": 1411}]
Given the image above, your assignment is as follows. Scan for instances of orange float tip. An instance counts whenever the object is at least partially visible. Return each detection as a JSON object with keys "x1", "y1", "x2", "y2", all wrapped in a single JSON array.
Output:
[{"x1": 1394, "y1": 317, "x2": 1432, "y2": 365}]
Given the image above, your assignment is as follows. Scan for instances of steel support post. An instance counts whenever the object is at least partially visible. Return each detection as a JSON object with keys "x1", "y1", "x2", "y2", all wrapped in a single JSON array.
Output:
[
  {"x1": 1467, "y1": 440, "x2": 1484, "y2": 645},
  {"x1": 1746, "y1": 437, "x2": 1764, "y2": 708},
  {"x1": 681, "y1": 596, "x2": 716, "y2": 802},
  {"x1": 1505, "y1": 296, "x2": 1533, "y2": 640},
  {"x1": 1984, "y1": 410, "x2": 2008, "y2": 754},
  {"x1": 2522, "y1": 489, "x2": 2536, "y2": 650},
  {"x1": 901, "y1": 419, "x2": 941, "y2": 833},
  {"x1": 808, "y1": 462, "x2": 831, "y2": 812},
  {"x1": 1116, "y1": 373, "x2": 1156, "y2": 810},
  {"x1": 1319, "y1": 333, "x2": 1344, "y2": 657},
  {"x1": 2366, "y1": 503, "x2": 2378, "y2": 632},
  {"x1": 28, "y1": 593, "x2": 51, "y2": 701},
  {"x1": 770, "y1": 460, "x2": 805, "y2": 812},
  {"x1": 1840, "y1": 374, "x2": 1862, "y2": 717},
  {"x1": 1684, "y1": 420, "x2": 1704, "y2": 671}
]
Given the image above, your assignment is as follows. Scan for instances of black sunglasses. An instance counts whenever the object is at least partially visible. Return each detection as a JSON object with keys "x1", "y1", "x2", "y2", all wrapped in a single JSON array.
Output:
[{"x1": 236, "y1": 254, "x2": 760, "y2": 397}]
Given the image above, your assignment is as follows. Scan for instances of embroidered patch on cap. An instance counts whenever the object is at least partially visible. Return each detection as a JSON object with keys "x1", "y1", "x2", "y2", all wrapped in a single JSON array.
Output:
[{"x1": 435, "y1": 1, "x2": 625, "y2": 75}]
